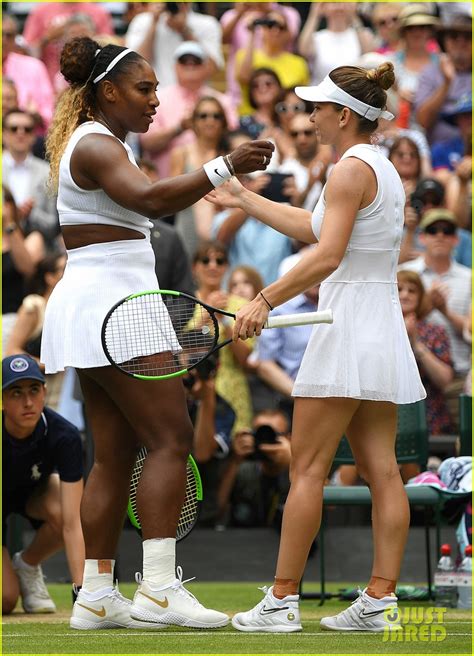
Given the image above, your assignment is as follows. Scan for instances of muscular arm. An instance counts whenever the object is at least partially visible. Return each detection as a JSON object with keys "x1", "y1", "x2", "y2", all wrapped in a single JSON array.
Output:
[{"x1": 60, "y1": 480, "x2": 85, "y2": 586}]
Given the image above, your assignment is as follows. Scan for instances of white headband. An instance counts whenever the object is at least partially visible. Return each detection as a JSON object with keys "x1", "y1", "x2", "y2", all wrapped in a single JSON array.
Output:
[
  {"x1": 295, "y1": 75, "x2": 394, "y2": 122},
  {"x1": 93, "y1": 48, "x2": 133, "y2": 84}
]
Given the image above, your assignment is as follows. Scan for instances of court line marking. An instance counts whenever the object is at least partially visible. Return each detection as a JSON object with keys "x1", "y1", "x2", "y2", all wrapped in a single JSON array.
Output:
[{"x1": 3, "y1": 631, "x2": 472, "y2": 638}]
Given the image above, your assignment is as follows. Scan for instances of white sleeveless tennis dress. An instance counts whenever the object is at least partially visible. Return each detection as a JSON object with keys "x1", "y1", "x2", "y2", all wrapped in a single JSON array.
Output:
[
  {"x1": 293, "y1": 144, "x2": 426, "y2": 403},
  {"x1": 41, "y1": 122, "x2": 180, "y2": 373}
]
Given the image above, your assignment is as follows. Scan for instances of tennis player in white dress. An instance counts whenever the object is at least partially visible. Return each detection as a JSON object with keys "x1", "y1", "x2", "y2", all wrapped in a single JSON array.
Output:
[{"x1": 206, "y1": 62, "x2": 426, "y2": 633}]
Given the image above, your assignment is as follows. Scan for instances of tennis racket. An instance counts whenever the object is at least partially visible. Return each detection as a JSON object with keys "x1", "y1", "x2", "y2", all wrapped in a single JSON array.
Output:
[
  {"x1": 101, "y1": 289, "x2": 333, "y2": 381},
  {"x1": 128, "y1": 449, "x2": 202, "y2": 542}
]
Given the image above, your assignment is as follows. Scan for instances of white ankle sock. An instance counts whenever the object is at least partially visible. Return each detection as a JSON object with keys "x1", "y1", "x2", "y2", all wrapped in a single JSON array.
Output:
[
  {"x1": 82, "y1": 559, "x2": 115, "y2": 593},
  {"x1": 15, "y1": 552, "x2": 37, "y2": 571},
  {"x1": 142, "y1": 538, "x2": 176, "y2": 587}
]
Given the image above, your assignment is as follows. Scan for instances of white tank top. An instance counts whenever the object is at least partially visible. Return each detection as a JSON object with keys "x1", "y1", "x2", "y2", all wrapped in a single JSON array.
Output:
[
  {"x1": 57, "y1": 121, "x2": 152, "y2": 237},
  {"x1": 311, "y1": 144, "x2": 406, "y2": 284}
]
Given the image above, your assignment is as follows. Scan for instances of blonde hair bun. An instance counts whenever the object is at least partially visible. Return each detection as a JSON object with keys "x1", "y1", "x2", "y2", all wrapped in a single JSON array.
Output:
[{"x1": 366, "y1": 62, "x2": 395, "y2": 91}]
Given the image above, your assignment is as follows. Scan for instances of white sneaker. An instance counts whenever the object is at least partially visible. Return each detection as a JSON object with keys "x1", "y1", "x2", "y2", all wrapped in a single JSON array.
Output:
[
  {"x1": 232, "y1": 586, "x2": 302, "y2": 633},
  {"x1": 320, "y1": 588, "x2": 402, "y2": 632},
  {"x1": 71, "y1": 584, "x2": 170, "y2": 630},
  {"x1": 130, "y1": 566, "x2": 229, "y2": 629},
  {"x1": 12, "y1": 552, "x2": 56, "y2": 614}
]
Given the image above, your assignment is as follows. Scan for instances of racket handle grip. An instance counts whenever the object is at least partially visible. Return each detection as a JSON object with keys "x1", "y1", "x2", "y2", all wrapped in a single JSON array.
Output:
[{"x1": 265, "y1": 309, "x2": 333, "y2": 329}]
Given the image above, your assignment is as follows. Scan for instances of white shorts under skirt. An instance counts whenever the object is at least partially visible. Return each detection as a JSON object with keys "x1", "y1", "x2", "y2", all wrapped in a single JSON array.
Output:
[{"x1": 41, "y1": 239, "x2": 178, "y2": 373}]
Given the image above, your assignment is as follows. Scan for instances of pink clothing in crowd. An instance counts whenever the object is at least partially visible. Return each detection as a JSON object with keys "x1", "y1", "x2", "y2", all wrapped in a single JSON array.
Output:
[
  {"x1": 220, "y1": 3, "x2": 300, "y2": 107},
  {"x1": 141, "y1": 85, "x2": 238, "y2": 179},
  {"x1": 23, "y1": 2, "x2": 114, "y2": 82},
  {"x1": 3, "y1": 52, "x2": 54, "y2": 129}
]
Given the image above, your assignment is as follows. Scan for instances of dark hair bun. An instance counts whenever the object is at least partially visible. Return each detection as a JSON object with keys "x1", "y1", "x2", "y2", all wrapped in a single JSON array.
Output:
[
  {"x1": 366, "y1": 62, "x2": 395, "y2": 91},
  {"x1": 60, "y1": 37, "x2": 101, "y2": 87}
]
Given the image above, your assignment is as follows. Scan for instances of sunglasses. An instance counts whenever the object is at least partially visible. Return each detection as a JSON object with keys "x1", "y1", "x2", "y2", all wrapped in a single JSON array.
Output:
[
  {"x1": 5, "y1": 125, "x2": 34, "y2": 134},
  {"x1": 275, "y1": 101, "x2": 306, "y2": 114},
  {"x1": 177, "y1": 56, "x2": 203, "y2": 66},
  {"x1": 199, "y1": 256, "x2": 227, "y2": 266},
  {"x1": 251, "y1": 79, "x2": 277, "y2": 90},
  {"x1": 195, "y1": 112, "x2": 224, "y2": 121},
  {"x1": 425, "y1": 224, "x2": 456, "y2": 236},
  {"x1": 376, "y1": 16, "x2": 398, "y2": 28},
  {"x1": 290, "y1": 129, "x2": 313, "y2": 138}
]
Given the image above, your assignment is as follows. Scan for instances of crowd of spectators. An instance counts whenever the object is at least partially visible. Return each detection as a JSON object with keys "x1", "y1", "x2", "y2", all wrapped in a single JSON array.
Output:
[{"x1": 2, "y1": 2, "x2": 472, "y2": 544}]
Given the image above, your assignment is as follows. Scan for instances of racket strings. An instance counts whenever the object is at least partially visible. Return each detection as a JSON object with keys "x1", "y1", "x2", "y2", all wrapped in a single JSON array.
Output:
[
  {"x1": 129, "y1": 448, "x2": 199, "y2": 539},
  {"x1": 104, "y1": 294, "x2": 217, "y2": 376}
]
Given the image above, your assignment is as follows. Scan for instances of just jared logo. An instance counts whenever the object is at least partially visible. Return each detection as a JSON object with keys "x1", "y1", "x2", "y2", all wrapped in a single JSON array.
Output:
[{"x1": 383, "y1": 607, "x2": 447, "y2": 642}]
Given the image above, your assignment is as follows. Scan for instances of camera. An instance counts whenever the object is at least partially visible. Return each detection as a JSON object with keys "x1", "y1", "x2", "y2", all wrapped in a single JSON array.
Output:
[
  {"x1": 252, "y1": 17, "x2": 276, "y2": 29},
  {"x1": 166, "y1": 2, "x2": 180, "y2": 15},
  {"x1": 183, "y1": 352, "x2": 219, "y2": 389},
  {"x1": 246, "y1": 424, "x2": 279, "y2": 461}
]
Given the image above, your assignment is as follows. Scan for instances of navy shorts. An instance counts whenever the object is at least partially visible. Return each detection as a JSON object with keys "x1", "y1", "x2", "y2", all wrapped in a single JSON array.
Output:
[{"x1": 2, "y1": 487, "x2": 45, "y2": 546}]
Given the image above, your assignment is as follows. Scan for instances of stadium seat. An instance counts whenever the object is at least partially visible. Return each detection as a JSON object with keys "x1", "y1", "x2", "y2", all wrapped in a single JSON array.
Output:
[
  {"x1": 458, "y1": 394, "x2": 472, "y2": 456},
  {"x1": 300, "y1": 400, "x2": 450, "y2": 604}
]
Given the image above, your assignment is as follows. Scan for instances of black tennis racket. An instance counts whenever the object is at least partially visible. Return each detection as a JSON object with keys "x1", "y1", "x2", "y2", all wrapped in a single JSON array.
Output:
[
  {"x1": 101, "y1": 289, "x2": 333, "y2": 380},
  {"x1": 127, "y1": 449, "x2": 202, "y2": 541}
]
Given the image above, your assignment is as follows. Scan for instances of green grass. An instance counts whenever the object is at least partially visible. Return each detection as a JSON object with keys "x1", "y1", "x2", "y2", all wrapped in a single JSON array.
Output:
[{"x1": 2, "y1": 582, "x2": 472, "y2": 655}]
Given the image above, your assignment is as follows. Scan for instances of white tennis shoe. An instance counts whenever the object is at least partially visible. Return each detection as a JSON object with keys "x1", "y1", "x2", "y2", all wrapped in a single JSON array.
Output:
[
  {"x1": 320, "y1": 588, "x2": 402, "y2": 632},
  {"x1": 71, "y1": 585, "x2": 169, "y2": 630},
  {"x1": 130, "y1": 566, "x2": 229, "y2": 628},
  {"x1": 12, "y1": 552, "x2": 56, "y2": 614},
  {"x1": 232, "y1": 585, "x2": 302, "y2": 633}
]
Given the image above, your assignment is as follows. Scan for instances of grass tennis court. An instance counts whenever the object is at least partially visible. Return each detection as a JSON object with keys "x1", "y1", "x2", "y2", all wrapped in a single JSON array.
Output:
[{"x1": 2, "y1": 581, "x2": 471, "y2": 655}]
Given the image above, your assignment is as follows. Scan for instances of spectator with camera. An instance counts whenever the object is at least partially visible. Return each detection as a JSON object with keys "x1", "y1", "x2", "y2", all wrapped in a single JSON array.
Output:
[
  {"x1": 235, "y1": 10, "x2": 309, "y2": 117},
  {"x1": 399, "y1": 208, "x2": 471, "y2": 429},
  {"x1": 183, "y1": 355, "x2": 236, "y2": 527},
  {"x1": 220, "y1": 2, "x2": 301, "y2": 109},
  {"x1": 400, "y1": 177, "x2": 471, "y2": 268},
  {"x1": 217, "y1": 409, "x2": 291, "y2": 528},
  {"x1": 125, "y1": 2, "x2": 223, "y2": 89},
  {"x1": 414, "y1": 12, "x2": 472, "y2": 144},
  {"x1": 2, "y1": 355, "x2": 84, "y2": 615}
]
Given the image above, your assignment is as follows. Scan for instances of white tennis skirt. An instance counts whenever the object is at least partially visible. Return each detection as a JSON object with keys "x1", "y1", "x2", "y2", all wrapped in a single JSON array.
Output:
[{"x1": 41, "y1": 239, "x2": 179, "y2": 373}]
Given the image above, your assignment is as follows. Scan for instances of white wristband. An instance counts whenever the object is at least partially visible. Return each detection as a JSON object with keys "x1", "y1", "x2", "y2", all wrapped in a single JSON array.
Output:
[{"x1": 203, "y1": 156, "x2": 232, "y2": 188}]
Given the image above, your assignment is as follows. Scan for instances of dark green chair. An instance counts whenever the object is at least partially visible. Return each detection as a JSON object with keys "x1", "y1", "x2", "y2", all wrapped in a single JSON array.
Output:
[
  {"x1": 300, "y1": 400, "x2": 444, "y2": 604},
  {"x1": 458, "y1": 394, "x2": 472, "y2": 456}
]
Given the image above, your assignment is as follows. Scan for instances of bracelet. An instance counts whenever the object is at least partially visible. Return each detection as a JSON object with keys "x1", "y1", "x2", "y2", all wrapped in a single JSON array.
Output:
[
  {"x1": 224, "y1": 154, "x2": 235, "y2": 176},
  {"x1": 203, "y1": 156, "x2": 232, "y2": 188},
  {"x1": 259, "y1": 291, "x2": 273, "y2": 311}
]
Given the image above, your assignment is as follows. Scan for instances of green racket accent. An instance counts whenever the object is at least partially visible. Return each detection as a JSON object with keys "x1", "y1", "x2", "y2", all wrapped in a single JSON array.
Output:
[
  {"x1": 101, "y1": 289, "x2": 220, "y2": 381},
  {"x1": 127, "y1": 451, "x2": 203, "y2": 542}
]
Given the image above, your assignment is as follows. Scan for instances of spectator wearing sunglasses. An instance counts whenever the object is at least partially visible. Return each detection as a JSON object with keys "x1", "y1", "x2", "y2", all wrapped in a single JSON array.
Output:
[
  {"x1": 192, "y1": 241, "x2": 256, "y2": 433},
  {"x1": 399, "y1": 208, "x2": 471, "y2": 429},
  {"x1": 298, "y1": 3, "x2": 375, "y2": 85},
  {"x1": 140, "y1": 42, "x2": 237, "y2": 180},
  {"x1": 2, "y1": 109, "x2": 59, "y2": 246},
  {"x1": 170, "y1": 96, "x2": 231, "y2": 259},
  {"x1": 235, "y1": 10, "x2": 309, "y2": 117},
  {"x1": 278, "y1": 113, "x2": 325, "y2": 210},
  {"x1": 2, "y1": 14, "x2": 54, "y2": 132},
  {"x1": 372, "y1": 3, "x2": 402, "y2": 54}
]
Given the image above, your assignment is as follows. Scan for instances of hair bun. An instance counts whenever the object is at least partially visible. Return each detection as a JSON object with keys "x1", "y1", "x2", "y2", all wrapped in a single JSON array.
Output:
[
  {"x1": 60, "y1": 37, "x2": 101, "y2": 87},
  {"x1": 366, "y1": 62, "x2": 395, "y2": 91}
]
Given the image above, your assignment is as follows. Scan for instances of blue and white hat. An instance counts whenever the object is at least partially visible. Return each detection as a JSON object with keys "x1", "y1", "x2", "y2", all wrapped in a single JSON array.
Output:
[{"x1": 2, "y1": 355, "x2": 45, "y2": 390}]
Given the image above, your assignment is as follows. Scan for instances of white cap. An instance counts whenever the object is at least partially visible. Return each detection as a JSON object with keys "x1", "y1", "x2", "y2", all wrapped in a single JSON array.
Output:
[
  {"x1": 295, "y1": 75, "x2": 394, "y2": 122},
  {"x1": 173, "y1": 41, "x2": 207, "y2": 62}
]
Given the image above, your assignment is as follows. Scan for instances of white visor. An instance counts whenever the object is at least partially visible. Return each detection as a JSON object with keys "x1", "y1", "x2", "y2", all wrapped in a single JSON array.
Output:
[{"x1": 295, "y1": 75, "x2": 394, "y2": 122}]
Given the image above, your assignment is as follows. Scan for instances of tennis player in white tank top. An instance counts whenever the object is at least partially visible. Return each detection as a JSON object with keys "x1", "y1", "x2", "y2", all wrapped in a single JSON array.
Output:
[
  {"x1": 206, "y1": 63, "x2": 425, "y2": 633},
  {"x1": 42, "y1": 36, "x2": 274, "y2": 631}
]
